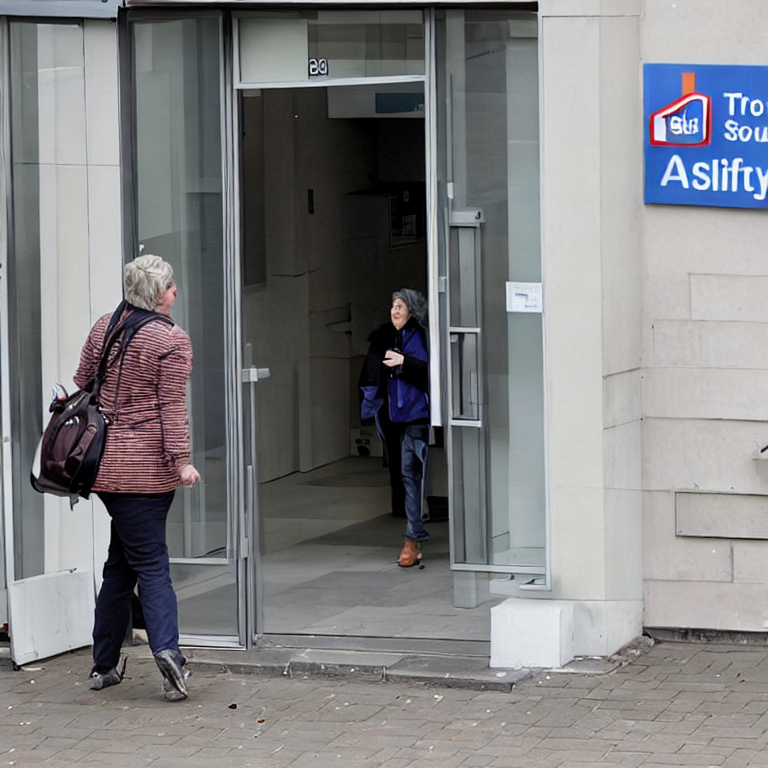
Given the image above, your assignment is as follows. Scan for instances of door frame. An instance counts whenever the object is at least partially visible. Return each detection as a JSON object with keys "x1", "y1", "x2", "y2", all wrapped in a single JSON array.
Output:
[
  {"x1": 0, "y1": 15, "x2": 11, "y2": 625},
  {"x1": 228, "y1": 9, "x2": 440, "y2": 643}
]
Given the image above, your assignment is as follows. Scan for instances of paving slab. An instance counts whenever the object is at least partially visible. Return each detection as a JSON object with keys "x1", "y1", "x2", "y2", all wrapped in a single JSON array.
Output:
[
  {"x1": 3, "y1": 639, "x2": 768, "y2": 767},
  {"x1": 386, "y1": 654, "x2": 530, "y2": 691}
]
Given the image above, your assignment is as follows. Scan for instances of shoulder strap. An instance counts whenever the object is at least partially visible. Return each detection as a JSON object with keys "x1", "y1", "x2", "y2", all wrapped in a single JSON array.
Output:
[{"x1": 95, "y1": 301, "x2": 175, "y2": 395}]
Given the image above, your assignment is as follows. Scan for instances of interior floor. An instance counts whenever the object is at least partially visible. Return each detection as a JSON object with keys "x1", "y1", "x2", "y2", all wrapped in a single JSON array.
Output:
[{"x1": 260, "y1": 456, "x2": 501, "y2": 645}]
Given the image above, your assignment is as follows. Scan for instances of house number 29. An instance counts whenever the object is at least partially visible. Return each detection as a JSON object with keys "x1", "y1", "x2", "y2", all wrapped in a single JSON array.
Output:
[{"x1": 309, "y1": 58, "x2": 329, "y2": 77}]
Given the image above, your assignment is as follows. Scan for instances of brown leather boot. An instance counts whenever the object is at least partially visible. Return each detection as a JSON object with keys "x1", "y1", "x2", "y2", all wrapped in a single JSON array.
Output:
[{"x1": 398, "y1": 539, "x2": 421, "y2": 567}]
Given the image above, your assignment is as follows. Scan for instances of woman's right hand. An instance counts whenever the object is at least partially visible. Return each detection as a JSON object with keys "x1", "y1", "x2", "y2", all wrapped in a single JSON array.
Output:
[
  {"x1": 179, "y1": 464, "x2": 200, "y2": 486},
  {"x1": 383, "y1": 349, "x2": 405, "y2": 368}
]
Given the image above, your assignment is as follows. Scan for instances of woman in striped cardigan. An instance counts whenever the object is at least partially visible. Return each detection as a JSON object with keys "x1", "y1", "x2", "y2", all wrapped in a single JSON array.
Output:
[{"x1": 74, "y1": 254, "x2": 199, "y2": 702}]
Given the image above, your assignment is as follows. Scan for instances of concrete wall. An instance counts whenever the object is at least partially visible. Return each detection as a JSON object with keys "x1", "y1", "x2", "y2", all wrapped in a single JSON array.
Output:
[
  {"x1": 641, "y1": 0, "x2": 768, "y2": 632},
  {"x1": 537, "y1": 0, "x2": 643, "y2": 655}
]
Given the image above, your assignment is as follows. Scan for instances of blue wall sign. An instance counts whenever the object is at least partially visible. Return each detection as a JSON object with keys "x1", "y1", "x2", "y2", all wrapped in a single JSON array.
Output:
[{"x1": 645, "y1": 63, "x2": 768, "y2": 209}]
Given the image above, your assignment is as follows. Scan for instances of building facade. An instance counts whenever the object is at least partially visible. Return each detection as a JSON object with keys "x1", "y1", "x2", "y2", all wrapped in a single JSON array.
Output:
[{"x1": 0, "y1": 0, "x2": 764, "y2": 668}]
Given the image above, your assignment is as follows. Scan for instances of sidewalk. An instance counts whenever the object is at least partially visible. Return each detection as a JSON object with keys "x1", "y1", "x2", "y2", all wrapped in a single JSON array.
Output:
[{"x1": 3, "y1": 639, "x2": 768, "y2": 767}]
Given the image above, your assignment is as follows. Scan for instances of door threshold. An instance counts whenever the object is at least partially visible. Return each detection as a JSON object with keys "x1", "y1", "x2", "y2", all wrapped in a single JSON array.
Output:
[
  {"x1": 260, "y1": 632, "x2": 490, "y2": 658},
  {"x1": 182, "y1": 635, "x2": 526, "y2": 691}
]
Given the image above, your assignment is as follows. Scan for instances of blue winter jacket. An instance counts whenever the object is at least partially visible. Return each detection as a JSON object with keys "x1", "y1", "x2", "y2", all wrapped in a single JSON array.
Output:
[{"x1": 359, "y1": 318, "x2": 429, "y2": 424}]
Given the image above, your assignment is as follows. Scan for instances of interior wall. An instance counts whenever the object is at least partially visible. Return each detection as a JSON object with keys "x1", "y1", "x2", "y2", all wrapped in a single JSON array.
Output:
[{"x1": 241, "y1": 87, "x2": 427, "y2": 483}]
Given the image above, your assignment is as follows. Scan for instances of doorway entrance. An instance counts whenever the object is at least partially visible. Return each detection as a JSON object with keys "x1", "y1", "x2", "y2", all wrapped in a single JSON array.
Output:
[{"x1": 238, "y1": 85, "x2": 492, "y2": 644}]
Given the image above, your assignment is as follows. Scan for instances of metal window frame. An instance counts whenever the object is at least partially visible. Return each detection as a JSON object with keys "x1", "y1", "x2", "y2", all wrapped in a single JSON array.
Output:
[
  {"x1": 0, "y1": 18, "x2": 13, "y2": 602},
  {"x1": 119, "y1": 8, "x2": 251, "y2": 648},
  {"x1": 125, "y1": 0, "x2": 537, "y2": 8},
  {"x1": 0, "y1": 0, "x2": 120, "y2": 18}
]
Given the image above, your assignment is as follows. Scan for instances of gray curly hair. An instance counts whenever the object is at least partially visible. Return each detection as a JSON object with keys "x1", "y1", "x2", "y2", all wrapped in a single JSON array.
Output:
[
  {"x1": 392, "y1": 288, "x2": 427, "y2": 327},
  {"x1": 124, "y1": 254, "x2": 174, "y2": 311}
]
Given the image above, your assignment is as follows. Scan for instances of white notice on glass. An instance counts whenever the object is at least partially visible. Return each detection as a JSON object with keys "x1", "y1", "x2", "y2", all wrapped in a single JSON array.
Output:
[{"x1": 506, "y1": 282, "x2": 542, "y2": 313}]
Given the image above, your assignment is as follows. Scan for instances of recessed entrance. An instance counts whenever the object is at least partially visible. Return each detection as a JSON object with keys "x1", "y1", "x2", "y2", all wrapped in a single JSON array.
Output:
[{"x1": 239, "y1": 85, "x2": 494, "y2": 645}]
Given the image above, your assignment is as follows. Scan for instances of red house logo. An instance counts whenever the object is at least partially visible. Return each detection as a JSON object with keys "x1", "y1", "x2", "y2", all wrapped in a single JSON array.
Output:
[{"x1": 650, "y1": 72, "x2": 711, "y2": 147}]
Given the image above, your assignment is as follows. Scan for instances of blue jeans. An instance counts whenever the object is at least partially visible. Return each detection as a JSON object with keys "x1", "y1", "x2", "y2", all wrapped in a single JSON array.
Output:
[
  {"x1": 401, "y1": 424, "x2": 430, "y2": 542},
  {"x1": 92, "y1": 492, "x2": 179, "y2": 672}
]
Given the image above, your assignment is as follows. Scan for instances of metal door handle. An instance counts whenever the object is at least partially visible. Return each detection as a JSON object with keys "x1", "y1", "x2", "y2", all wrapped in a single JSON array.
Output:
[{"x1": 242, "y1": 367, "x2": 271, "y2": 383}]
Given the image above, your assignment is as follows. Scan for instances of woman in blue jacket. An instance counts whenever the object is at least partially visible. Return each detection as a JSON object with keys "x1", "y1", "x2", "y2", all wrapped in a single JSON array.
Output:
[{"x1": 360, "y1": 289, "x2": 430, "y2": 567}]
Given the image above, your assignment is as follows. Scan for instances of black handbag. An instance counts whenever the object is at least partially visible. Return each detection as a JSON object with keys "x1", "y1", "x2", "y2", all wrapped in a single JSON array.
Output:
[{"x1": 31, "y1": 302, "x2": 173, "y2": 503}]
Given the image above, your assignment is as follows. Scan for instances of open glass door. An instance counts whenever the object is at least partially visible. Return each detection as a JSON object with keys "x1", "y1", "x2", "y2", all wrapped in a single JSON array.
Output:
[
  {"x1": 437, "y1": 10, "x2": 547, "y2": 586},
  {"x1": 128, "y1": 13, "x2": 246, "y2": 646}
]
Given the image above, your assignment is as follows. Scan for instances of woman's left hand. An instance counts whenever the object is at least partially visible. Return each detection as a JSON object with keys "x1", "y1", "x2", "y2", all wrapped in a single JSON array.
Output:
[{"x1": 383, "y1": 350, "x2": 404, "y2": 368}]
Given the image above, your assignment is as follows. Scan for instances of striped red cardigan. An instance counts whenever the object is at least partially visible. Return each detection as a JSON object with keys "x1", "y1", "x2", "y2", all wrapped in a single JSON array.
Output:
[{"x1": 73, "y1": 312, "x2": 194, "y2": 494}]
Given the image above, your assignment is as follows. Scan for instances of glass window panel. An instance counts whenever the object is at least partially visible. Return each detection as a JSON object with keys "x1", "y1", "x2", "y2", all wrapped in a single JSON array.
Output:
[
  {"x1": 440, "y1": 11, "x2": 544, "y2": 570},
  {"x1": 451, "y1": 426, "x2": 486, "y2": 564},
  {"x1": 6, "y1": 22, "x2": 85, "y2": 579},
  {"x1": 172, "y1": 562, "x2": 238, "y2": 637},
  {"x1": 448, "y1": 226, "x2": 479, "y2": 327},
  {"x1": 238, "y1": 11, "x2": 424, "y2": 85},
  {"x1": 241, "y1": 91, "x2": 267, "y2": 288},
  {"x1": 134, "y1": 16, "x2": 227, "y2": 559},
  {"x1": 131, "y1": 15, "x2": 237, "y2": 637}
]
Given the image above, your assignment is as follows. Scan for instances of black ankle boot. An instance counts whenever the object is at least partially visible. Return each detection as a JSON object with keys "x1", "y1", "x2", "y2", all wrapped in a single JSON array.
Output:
[{"x1": 154, "y1": 649, "x2": 188, "y2": 701}]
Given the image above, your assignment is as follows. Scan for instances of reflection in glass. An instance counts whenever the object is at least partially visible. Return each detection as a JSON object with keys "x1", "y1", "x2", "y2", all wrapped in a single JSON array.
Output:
[
  {"x1": 7, "y1": 22, "x2": 76, "y2": 579},
  {"x1": 440, "y1": 11, "x2": 544, "y2": 570},
  {"x1": 134, "y1": 17, "x2": 227, "y2": 559},
  {"x1": 132, "y1": 17, "x2": 237, "y2": 637},
  {"x1": 238, "y1": 10, "x2": 424, "y2": 84}
]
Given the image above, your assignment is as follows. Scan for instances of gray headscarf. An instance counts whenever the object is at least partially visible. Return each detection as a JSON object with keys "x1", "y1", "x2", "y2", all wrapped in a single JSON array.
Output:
[{"x1": 392, "y1": 289, "x2": 427, "y2": 328}]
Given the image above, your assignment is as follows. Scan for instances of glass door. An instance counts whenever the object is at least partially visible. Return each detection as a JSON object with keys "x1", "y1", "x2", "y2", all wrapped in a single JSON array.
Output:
[
  {"x1": 234, "y1": 8, "x2": 429, "y2": 639},
  {"x1": 437, "y1": 10, "x2": 547, "y2": 584},
  {"x1": 127, "y1": 13, "x2": 246, "y2": 646}
]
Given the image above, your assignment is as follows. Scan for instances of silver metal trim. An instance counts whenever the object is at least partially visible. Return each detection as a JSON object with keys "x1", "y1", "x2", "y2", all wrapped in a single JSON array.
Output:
[
  {"x1": 237, "y1": 74, "x2": 425, "y2": 91},
  {"x1": 241, "y1": 367, "x2": 270, "y2": 382},
  {"x1": 179, "y1": 634, "x2": 242, "y2": 648},
  {"x1": 0, "y1": 18, "x2": 14, "y2": 591},
  {"x1": 536, "y1": 14, "x2": 551, "y2": 593},
  {"x1": 452, "y1": 562, "x2": 545, "y2": 574},
  {"x1": 221, "y1": 12, "x2": 253, "y2": 648},
  {"x1": 127, "y1": 0, "x2": 533, "y2": 6},
  {"x1": 448, "y1": 207, "x2": 484, "y2": 226},
  {"x1": 169, "y1": 557, "x2": 234, "y2": 565},
  {"x1": 425, "y1": 8, "x2": 441, "y2": 427},
  {"x1": 244, "y1": 375, "x2": 263, "y2": 643}
]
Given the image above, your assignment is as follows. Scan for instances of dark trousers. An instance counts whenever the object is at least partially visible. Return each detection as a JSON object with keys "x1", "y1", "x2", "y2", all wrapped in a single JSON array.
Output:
[
  {"x1": 376, "y1": 412, "x2": 406, "y2": 516},
  {"x1": 92, "y1": 491, "x2": 178, "y2": 672},
  {"x1": 377, "y1": 412, "x2": 430, "y2": 540},
  {"x1": 402, "y1": 424, "x2": 430, "y2": 542}
]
